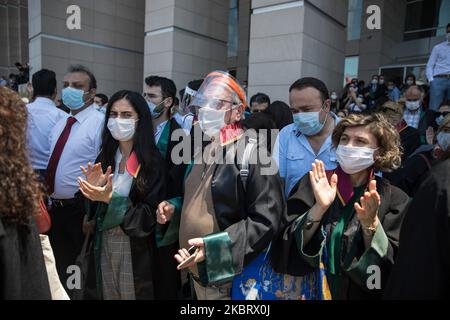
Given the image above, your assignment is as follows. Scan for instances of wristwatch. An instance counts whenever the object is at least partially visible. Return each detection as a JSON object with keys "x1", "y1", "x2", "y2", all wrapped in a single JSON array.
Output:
[{"x1": 305, "y1": 215, "x2": 322, "y2": 230}]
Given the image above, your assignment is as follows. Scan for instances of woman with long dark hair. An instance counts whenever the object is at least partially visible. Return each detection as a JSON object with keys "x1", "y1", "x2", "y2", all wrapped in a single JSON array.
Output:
[{"x1": 78, "y1": 90, "x2": 166, "y2": 300}]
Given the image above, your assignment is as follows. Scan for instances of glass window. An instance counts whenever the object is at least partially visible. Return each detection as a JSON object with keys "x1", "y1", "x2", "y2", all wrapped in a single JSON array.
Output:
[
  {"x1": 405, "y1": 65, "x2": 428, "y2": 85},
  {"x1": 344, "y1": 56, "x2": 359, "y2": 86},
  {"x1": 347, "y1": 0, "x2": 363, "y2": 41},
  {"x1": 437, "y1": 0, "x2": 450, "y2": 36},
  {"x1": 404, "y1": 0, "x2": 443, "y2": 40},
  {"x1": 379, "y1": 67, "x2": 405, "y2": 87},
  {"x1": 228, "y1": 0, "x2": 239, "y2": 57}
]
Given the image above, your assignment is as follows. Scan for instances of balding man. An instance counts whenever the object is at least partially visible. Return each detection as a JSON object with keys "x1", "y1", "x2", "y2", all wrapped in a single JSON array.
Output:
[{"x1": 403, "y1": 86, "x2": 438, "y2": 144}]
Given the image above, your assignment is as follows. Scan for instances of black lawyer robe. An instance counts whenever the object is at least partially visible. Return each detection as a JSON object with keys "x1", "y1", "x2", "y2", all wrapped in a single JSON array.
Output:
[{"x1": 384, "y1": 159, "x2": 450, "y2": 299}]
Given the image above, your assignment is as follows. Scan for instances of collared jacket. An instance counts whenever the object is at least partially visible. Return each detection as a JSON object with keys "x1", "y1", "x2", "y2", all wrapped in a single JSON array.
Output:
[{"x1": 159, "y1": 136, "x2": 285, "y2": 285}]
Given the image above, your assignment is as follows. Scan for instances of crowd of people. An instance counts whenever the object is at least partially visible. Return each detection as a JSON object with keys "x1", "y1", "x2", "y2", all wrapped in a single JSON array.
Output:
[{"x1": 0, "y1": 24, "x2": 449, "y2": 301}]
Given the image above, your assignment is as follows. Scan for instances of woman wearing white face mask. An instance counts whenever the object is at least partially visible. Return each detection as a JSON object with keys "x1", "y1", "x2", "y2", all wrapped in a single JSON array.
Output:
[
  {"x1": 77, "y1": 90, "x2": 166, "y2": 300},
  {"x1": 271, "y1": 113, "x2": 409, "y2": 300}
]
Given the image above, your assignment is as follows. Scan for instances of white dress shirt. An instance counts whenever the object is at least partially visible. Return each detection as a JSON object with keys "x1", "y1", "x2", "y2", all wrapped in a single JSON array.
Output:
[
  {"x1": 154, "y1": 120, "x2": 169, "y2": 144},
  {"x1": 112, "y1": 149, "x2": 134, "y2": 197},
  {"x1": 26, "y1": 97, "x2": 67, "y2": 170},
  {"x1": 49, "y1": 105, "x2": 105, "y2": 199},
  {"x1": 426, "y1": 41, "x2": 450, "y2": 82}
]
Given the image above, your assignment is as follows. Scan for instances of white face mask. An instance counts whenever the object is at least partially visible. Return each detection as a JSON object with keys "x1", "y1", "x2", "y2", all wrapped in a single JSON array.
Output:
[
  {"x1": 437, "y1": 132, "x2": 450, "y2": 151},
  {"x1": 372, "y1": 79, "x2": 378, "y2": 85},
  {"x1": 406, "y1": 80, "x2": 414, "y2": 86},
  {"x1": 198, "y1": 107, "x2": 227, "y2": 137},
  {"x1": 336, "y1": 145, "x2": 377, "y2": 175},
  {"x1": 405, "y1": 100, "x2": 421, "y2": 111},
  {"x1": 446, "y1": 33, "x2": 450, "y2": 42},
  {"x1": 379, "y1": 79, "x2": 385, "y2": 85},
  {"x1": 331, "y1": 94, "x2": 338, "y2": 101},
  {"x1": 107, "y1": 118, "x2": 137, "y2": 142}
]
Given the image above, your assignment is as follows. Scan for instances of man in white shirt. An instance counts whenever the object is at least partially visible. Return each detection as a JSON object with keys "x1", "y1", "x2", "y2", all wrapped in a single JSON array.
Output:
[
  {"x1": 427, "y1": 23, "x2": 450, "y2": 111},
  {"x1": 26, "y1": 69, "x2": 66, "y2": 181},
  {"x1": 47, "y1": 65, "x2": 104, "y2": 297}
]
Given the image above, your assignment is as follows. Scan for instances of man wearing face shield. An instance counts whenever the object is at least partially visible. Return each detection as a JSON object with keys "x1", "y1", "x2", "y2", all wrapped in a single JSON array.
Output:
[
  {"x1": 155, "y1": 71, "x2": 284, "y2": 300},
  {"x1": 173, "y1": 79, "x2": 204, "y2": 134}
]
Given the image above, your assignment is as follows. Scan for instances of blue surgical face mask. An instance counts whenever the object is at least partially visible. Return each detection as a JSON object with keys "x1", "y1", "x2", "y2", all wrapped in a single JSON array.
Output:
[
  {"x1": 436, "y1": 115, "x2": 445, "y2": 126},
  {"x1": 62, "y1": 87, "x2": 89, "y2": 110},
  {"x1": 147, "y1": 99, "x2": 167, "y2": 119},
  {"x1": 293, "y1": 103, "x2": 328, "y2": 136}
]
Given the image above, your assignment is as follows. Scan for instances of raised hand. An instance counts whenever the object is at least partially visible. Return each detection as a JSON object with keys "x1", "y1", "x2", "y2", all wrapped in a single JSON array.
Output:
[
  {"x1": 156, "y1": 201, "x2": 175, "y2": 225},
  {"x1": 354, "y1": 179, "x2": 381, "y2": 228},
  {"x1": 78, "y1": 173, "x2": 113, "y2": 204},
  {"x1": 309, "y1": 160, "x2": 338, "y2": 212},
  {"x1": 80, "y1": 162, "x2": 112, "y2": 187}
]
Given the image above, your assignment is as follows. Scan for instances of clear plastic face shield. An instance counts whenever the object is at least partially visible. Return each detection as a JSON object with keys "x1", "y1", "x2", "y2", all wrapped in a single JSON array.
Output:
[
  {"x1": 188, "y1": 71, "x2": 247, "y2": 115},
  {"x1": 188, "y1": 71, "x2": 247, "y2": 137},
  {"x1": 178, "y1": 86, "x2": 198, "y2": 116}
]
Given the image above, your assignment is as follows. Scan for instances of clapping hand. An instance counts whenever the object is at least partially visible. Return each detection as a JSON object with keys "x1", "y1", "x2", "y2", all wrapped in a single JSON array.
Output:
[
  {"x1": 78, "y1": 173, "x2": 113, "y2": 204},
  {"x1": 80, "y1": 162, "x2": 112, "y2": 187},
  {"x1": 309, "y1": 160, "x2": 338, "y2": 213},
  {"x1": 354, "y1": 180, "x2": 381, "y2": 228}
]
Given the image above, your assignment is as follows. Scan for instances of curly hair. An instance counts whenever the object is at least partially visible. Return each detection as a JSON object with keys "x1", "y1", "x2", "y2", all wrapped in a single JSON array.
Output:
[
  {"x1": 332, "y1": 113, "x2": 402, "y2": 172},
  {"x1": 0, "y1": 86, "x2": 41, "y2": 225}
]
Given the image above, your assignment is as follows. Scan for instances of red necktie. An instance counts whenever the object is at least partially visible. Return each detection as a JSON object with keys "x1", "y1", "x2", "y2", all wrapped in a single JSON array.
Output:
[{"x1": 46, "y1": 117, "x2": 77, "y2": 195}]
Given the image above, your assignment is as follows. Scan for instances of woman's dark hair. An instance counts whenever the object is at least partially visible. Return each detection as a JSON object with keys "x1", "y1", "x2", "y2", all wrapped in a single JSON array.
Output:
[
  {"x1": 263, "y1": 100, "x2": 294, "y2": 130},
  {"x1": 100, "y1": 90, "x2": 164, "y2": 197},
  {"x1": 405, "y1": 74, "x2": 416, "y2": 83}
]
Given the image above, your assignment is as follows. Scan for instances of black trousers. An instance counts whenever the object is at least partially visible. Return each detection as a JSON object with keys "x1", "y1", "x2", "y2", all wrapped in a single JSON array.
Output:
[
  {"x1": 152, "y1": 243, "x2": 181, "y2": 300},
  {"x1": 48, "y1": 197, "x2": 85, "y2": 297}
]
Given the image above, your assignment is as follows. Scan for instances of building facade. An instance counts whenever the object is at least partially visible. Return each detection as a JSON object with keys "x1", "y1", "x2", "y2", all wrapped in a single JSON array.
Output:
[{"x1": 0, "y1": 0, "x2": 448, "y2": 102}]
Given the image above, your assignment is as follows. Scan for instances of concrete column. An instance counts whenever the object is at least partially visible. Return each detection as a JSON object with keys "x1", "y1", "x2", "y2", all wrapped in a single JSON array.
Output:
[
  {"x1": 248, "y1": 0, "x2": 347, "y2": 103},
  {"x1": 358, "y1": 0, "x2": 407, "y2": 82},
  {"x1": 28, "y1": 0, "x2": 145, "y2": 97},
  {"x1": 144, "y1": 0, "x2": 230, "y2": 92},
  {"x1": 0, "y1": 0, "x2": 28, "y2": 77}
]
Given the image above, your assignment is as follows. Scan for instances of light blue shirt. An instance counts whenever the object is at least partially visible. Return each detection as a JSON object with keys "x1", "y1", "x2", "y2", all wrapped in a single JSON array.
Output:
[
  {"x1": 26, "y1": 97, "x2": 67, "y2": 170},
  {"x1": 173, "y1": 112, "x2": 194, "y2": 135},
  {"x1": 273, "y1": 114, "x2": 339, "y2": 197},
  {"x1": 426, "y1": 40, "x2": 450, "y2": 82},
  {"x1": 388, "y1": 87, "x2": 401, "y2": 102}
]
